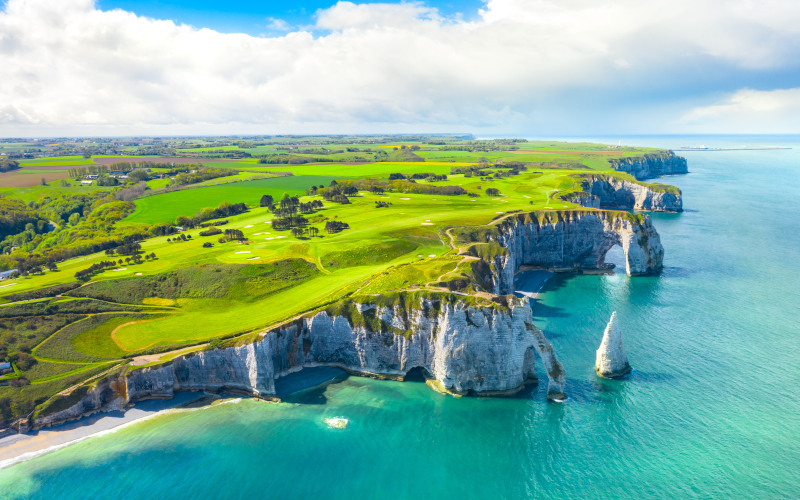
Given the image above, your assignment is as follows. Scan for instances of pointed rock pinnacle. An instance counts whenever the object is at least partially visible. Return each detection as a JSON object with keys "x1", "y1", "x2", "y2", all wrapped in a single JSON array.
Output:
[{"x1": 595, "y1": 311, "x2": 632, "y2": 378}]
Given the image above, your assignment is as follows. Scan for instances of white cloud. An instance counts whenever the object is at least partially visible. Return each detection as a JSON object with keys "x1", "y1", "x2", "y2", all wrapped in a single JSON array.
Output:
[
  {"x1": 266, "y1": 18, "x2": 292, "y2": 31},
  {"x1": 0, "y1": 0, "x2": 798, "y2": 135},
  {"x1": 679, "y1": 88, "x2": 800, "y2": 133}
]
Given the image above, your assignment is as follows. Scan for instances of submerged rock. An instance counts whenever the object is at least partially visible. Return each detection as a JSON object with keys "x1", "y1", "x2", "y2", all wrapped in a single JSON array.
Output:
[
  {"x1": 325, "y1": 417, "x2": 348, "y2": 429},
  {"x1": 595, "y1": 312, "x2": 631, "y2": 378}
]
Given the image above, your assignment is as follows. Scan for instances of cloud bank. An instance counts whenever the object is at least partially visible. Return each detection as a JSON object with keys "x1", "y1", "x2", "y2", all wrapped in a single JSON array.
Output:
[{"x1": 0, "y1": 0, "x2": 798, "y2": 135}]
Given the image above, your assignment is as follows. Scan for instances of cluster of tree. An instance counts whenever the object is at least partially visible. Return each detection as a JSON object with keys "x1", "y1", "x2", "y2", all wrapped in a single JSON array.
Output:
[
  {"x1": 290, "y1": 226, "x2": 319, "y2": 238},
  {"x1": 375, "y1": 201, "x2": 391, "y2": 208},
  {"x1": 450, "y1": 166, "x2": 492, "y2": 176},
  {"x1": 171, "y1": 167, "x2": 235, "y2": 186},
  {"x1": 1, "y1": 192, "x2": 147, "y2": 274},
  {"x1": 202, "y1": 241, "x2": 213, "y2": 248},
  {"x1": 219, "y1": 229, "x2": 245, "y2": 242},
  {"x1": 167, "y1": 233, "x2": 193, "y2": 242},
  {"x1": 0, "y1": 158, "x2": 20, "y2": 172},
  {"x1": 0, "y1": 198, "x2": 49, "y2": 240},
  {"x1": 258, "y1": 154, "x2": 337, "y2": 165},
  {"x1": 333, "y1": 179, "x2": 471, "y2": 197},
  {"x1": 274, "y1": 147, "x2": 345, "y2": 155},
  {"x1": 114, "y1": 181, "x2": 148, "y2": 202},
  {"x1": 75, "y1": 260, "x2": 119, "y2": 281},
  {"x1": 259, "y1": 194, "x2": 274, "y2": 207},
  {"x1": 199, "y1": 227, "x2": 222, "y2": 236},
  {"x1": 485, "y1": 188, "x2": 502, "y2": 197},
  {"x1": 324, "y1": 220, "x2": 349, "y2": 233},
  {"x1": 75, "y1": 252, "x2": 156, "y2": 281},
  {"x1": 173, "y1": 202, "x2": 247, "y2": 229},
  {"x1": 271, "y1": 215, "x2": 308, "y2": 231},
  {"x1": 104, "y1": 236, "x2": 144, "y2": 256},
  {"x1": 314, "y1": 183, "x2": 357, "y2": 204},
  {"x1": 200, "y1": 219, "x2": 228, "y2": 227}
]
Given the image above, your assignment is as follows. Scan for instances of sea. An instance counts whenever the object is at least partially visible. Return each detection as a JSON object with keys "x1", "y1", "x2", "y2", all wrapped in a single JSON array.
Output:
[{"x1": 1, "y1": 135, "x2": 798, "y2": 499}]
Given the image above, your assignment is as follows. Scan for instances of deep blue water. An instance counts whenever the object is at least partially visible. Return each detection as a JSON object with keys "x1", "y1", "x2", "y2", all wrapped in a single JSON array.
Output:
[{"x1": 1, "y1": 136, "x2": 799, "y2": 498}]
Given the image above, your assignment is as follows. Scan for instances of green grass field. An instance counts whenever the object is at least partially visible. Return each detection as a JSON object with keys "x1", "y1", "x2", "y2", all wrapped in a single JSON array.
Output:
[{"x1": 123, "y1": 175, "x2": 337, "y2": 224}]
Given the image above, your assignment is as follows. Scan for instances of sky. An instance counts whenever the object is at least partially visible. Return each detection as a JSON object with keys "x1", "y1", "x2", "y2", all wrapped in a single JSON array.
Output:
[{"x1": 0, "y1": 0, "x2": 799, "y2": 137}]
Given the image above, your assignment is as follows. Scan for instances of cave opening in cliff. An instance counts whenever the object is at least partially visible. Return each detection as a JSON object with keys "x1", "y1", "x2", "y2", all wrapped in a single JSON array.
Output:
[
  {"x1": 404, "y1": 366, "x2": 431, "y2": 382},
  {"x1": 604, "y1": 244, "x2": 626, "y2": 273}
]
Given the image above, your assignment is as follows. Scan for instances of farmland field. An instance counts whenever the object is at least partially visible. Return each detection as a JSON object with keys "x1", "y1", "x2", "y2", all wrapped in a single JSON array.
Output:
[{"x1": 123, "y1": 175, "x2": 337, "y2": 224}]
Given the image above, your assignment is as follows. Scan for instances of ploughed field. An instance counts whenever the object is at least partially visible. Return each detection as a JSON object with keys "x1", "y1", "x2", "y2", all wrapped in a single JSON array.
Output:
[{"x1": 0, "y1": 138, "x2": 670, "y2": 423}]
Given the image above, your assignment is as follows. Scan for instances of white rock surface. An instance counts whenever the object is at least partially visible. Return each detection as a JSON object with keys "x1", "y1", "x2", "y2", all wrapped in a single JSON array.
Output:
[
  {"x1": 595, "y1": 312, "x2": 632, "y2": 378},
  {"x1": 488, "y1": 211, "x2": 664, "y2": 294},
  {"x1": 35, "y1": 296, "x2": 568, "y2": 427},
  {"x1": 574, "y1": 175, "x2": 682, "y2": 212},
  {"x1": 609, "y1": 152, "x2": 688, "y2": 180}
]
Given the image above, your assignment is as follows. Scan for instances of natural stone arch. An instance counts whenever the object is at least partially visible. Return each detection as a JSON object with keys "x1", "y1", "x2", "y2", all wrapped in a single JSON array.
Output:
[{"x1": 491, "y1": 211, "x2": 664, "y2": 293}]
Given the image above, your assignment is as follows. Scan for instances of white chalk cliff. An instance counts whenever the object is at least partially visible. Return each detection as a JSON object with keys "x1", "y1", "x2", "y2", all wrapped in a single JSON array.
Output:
[
  {"x1": 567, "y1": 175, "x2": 682, "y2": 212},
  {"x1": 595, "y1": 312, "x2": 631, "y2": 378},
  {"x1": 485, "y1": 211, "x2": 664, "y2": 294},
  {"x1": 609, "y1": 152, "x2": 688, "y2": 180},
  {"x1": 32, "y1": 295, "x2": 567, "y2": 428}
]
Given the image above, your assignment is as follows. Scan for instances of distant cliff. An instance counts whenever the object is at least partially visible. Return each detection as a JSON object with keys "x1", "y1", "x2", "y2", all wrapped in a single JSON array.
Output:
[
  {"x1": 609, "y1": 152, "x2": 688, "y2": 180},
  {"x1": 457, "y1": 210, "x2": 664, "y2": 295},
  {"x1": 564, "y1": 174, "x2": 682, "y2": 212}
]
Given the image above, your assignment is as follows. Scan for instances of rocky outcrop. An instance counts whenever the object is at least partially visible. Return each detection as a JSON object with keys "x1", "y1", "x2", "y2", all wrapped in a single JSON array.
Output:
[
  {"x1": 595, "y1": 312, "x2": 631, "y2": 378},
  {"x1": 32, "y1": 295, "x2": 567, "y2": 427},
  {"x1": 609, "y1": 152, "x2": 688, "y2": 180},
  {"x1": 33, "y1": 376, "x2": 128, "y2": 428},
  {"x1": 483, "y1": 211, "x2": 663, "y2": 294},
  {"x1": 568, "y1": 175, "x2": 682, "y2": 212}
]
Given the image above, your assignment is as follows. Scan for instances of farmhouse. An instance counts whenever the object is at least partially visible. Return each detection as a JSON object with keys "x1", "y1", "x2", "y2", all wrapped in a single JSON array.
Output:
[
  {"x1": 0, "y1": 269, "x2": 18, "y2": 280},
  {"x1": 86, "y1": 174, "x2": 98, "y2": 180}
]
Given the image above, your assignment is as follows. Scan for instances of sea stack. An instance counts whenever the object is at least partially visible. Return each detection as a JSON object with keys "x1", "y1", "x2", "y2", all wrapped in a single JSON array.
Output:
[{"x1": 595, "y1": 312, "x2": 632, "y2": 378}]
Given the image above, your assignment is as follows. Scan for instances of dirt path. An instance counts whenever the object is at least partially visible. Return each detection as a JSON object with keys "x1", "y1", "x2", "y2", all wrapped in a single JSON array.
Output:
[{"x1": 56, "y1": 364, "x2": 119, "y2": 396}]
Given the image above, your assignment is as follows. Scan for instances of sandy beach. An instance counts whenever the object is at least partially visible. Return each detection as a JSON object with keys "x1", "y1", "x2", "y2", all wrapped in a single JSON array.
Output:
[{"x1": 0, "y1": 391, "x2": 207, "y2": 470}]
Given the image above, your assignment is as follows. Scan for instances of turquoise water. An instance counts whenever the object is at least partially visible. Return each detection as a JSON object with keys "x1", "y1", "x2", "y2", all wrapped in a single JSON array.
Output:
[{"x1": 2, "y1": 136, "x2": 799, "y2": 498}]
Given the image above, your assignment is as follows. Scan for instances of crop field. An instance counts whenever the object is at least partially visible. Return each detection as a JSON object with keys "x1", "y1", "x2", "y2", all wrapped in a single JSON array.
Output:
[
  {"x1": 0, "y1": 170, "x2": 72, "y2": 187},
  {"x1": 123, "y1": 175, "x2": 336, "y2": 224}
]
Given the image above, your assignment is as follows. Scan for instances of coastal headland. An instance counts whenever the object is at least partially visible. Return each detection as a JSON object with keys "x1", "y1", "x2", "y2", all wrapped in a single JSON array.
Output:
[{"x1": 0, "y1": 136, "x2": 687, "y2": 463}]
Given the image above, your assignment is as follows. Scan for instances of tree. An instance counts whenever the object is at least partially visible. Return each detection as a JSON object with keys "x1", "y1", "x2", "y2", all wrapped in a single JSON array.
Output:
[
  {"x1": 485, "y1": 188, "x2": 501, "y2": 197},
  {"x1": 40, "y1": 177, "x2": 46, "y2": 186},
  {"x1": 308, "y1": 227, "x2": 319, "y2": 237},
  {"x1": 260, "y1": 194, "x2": 274, "y2": 207},
  {"x1": 68, "y1": 212, "x2": 80, "y2": 226}
]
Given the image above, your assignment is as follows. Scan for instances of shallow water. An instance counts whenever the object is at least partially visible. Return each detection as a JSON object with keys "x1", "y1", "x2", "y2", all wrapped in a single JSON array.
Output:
[{"x1": 1, "y1": 136, "x2": 799, "y2": 498}]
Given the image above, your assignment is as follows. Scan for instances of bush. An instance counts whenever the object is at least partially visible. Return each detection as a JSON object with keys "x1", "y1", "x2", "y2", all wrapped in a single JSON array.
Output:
[{"x1": 199, "y1": 227, "x2": 222, "y2": 237}]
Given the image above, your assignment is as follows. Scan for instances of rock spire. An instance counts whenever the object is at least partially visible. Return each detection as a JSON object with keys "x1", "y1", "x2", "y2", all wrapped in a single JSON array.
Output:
[{"x1": 595, "y1": 311, "x2": 632, "y2": 378}]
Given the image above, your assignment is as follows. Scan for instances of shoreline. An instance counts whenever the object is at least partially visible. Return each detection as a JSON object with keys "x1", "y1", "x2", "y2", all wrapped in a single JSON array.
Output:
[
  {"x1": 514, "y1": 269, "x2": 554, "y2": 300},
  {"x1": 0, "y1": 391, "x2": 210, "y2": 470},
  {"x1": 0, "y1": 272, "x2": 556, "y2": 470}
]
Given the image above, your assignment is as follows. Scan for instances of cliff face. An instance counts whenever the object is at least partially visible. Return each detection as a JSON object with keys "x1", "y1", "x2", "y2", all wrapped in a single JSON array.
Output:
[
  {"x1": 33, "y1": 376, "x2": 128, "y2": 428},
  {"x1": 487, "y1": 211, "x2": 663, "y2": 293},
  {"x1": 571, "y1": 175, "x2": 682, "y2": 212},
  {"x1": 609, "y1": 152, "x2": 688, "y2": 180},
  {"x1": 35, "y1": 296, "x2": 567, "y2": 427},
  {"x1": 131, "y1": 299, "x2": 565, "y2": 399}
]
